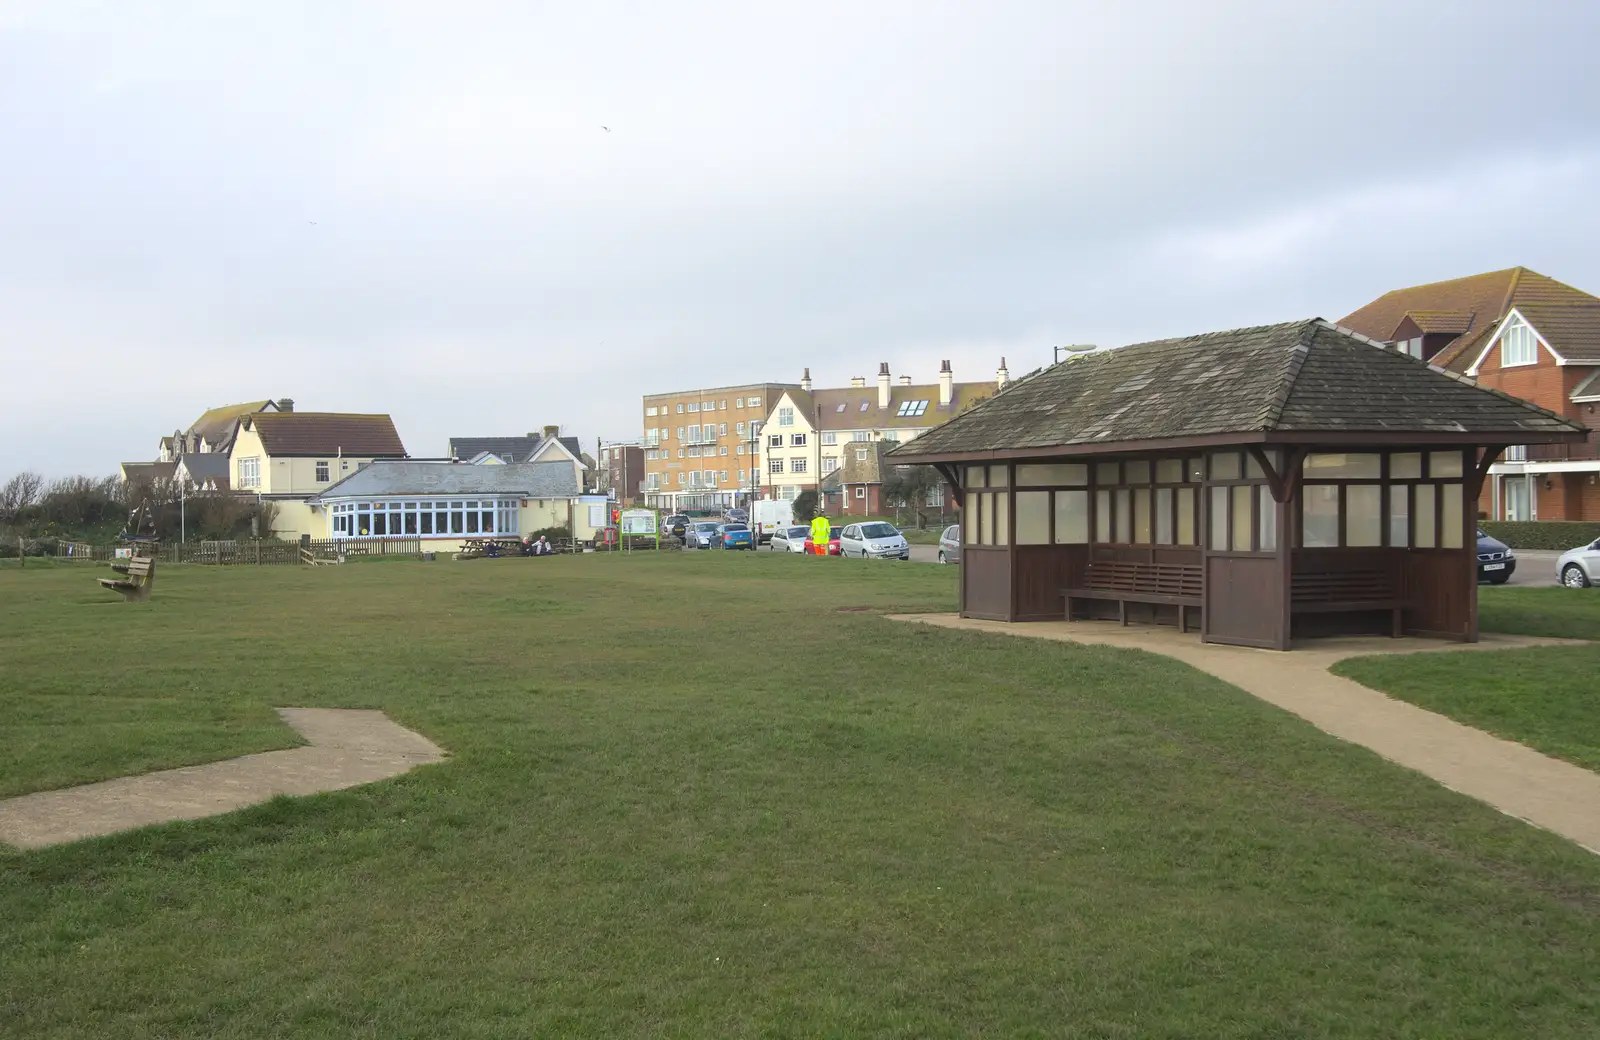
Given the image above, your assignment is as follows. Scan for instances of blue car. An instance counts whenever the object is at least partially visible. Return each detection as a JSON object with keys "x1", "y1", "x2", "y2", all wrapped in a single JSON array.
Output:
[{"x1": 716, "y1": 523, "x2": 753, "y2": 550}]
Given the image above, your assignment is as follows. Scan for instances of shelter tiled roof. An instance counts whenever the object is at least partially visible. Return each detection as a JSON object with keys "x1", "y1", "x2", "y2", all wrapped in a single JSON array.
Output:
[
  {"x1": 245, "y1": 412, "x2": 406, "y2": 458},
  {"x1": 313, "y1": 461, "x2": 579, "y2": 500},
  {"x1": 890, "y1": 319, "x2": 1585, "y2": 459}
]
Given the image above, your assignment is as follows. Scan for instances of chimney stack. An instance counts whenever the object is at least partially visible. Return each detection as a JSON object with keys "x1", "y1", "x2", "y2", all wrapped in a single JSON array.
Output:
[
  {"x1": 276, "y1": 398, "x2": 294, "y2": 413},
  {"x1": 938, "y1": 360, "x2": 953, "y2": 407},
  {"x1": 800, "y1": 367, "x2": 812, "y2": 392},
  {"x1": 996, "y1": 357, "x2": 1010, "y2": 389},
  {"x1": 897, "y1": 375, "x2": 912, "y2": 386},
  {"x1": 877, "y1": 362, "x2": 892, "y2": 410},
  {"x1": 543, "y1": 424, "x2": 560, "y2": 441},
  {"x1": 850, "y1": 376, "x2": 866, "y2": 388}
]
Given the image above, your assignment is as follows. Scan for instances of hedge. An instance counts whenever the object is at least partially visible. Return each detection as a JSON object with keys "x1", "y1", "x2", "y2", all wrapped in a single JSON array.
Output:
[{"x1": 1478, "y1": 521, "x2": 1600, "y2": 550}]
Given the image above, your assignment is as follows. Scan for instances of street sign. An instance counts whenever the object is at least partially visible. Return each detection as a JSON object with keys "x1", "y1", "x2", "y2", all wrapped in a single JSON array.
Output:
[{"x1": 619, "y1": 509, "x2": 657, "y2": 535}]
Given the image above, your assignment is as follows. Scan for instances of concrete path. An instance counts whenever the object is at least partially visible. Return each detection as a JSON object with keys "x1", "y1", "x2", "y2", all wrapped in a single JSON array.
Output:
[
  {"x1": 0, "y1": 709, "x2": 446, "y2": 850},
  {"x1": 890, "y1": 615, "x2": 1600, "y2": 854}
]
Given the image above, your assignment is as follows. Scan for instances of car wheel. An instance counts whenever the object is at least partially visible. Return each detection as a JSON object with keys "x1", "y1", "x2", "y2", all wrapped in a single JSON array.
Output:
[{"x1": 1562, "y1": 564, "x2": 1592, "y2": 589}]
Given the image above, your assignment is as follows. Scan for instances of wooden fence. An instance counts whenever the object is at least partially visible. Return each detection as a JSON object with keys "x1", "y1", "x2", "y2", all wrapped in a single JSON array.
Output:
[{"x1": 56, "y1": 537, "x2": 424, "y2": 566}]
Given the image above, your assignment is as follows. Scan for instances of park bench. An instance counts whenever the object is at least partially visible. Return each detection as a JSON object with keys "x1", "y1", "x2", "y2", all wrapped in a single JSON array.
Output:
[
  {"x1": 99, "y1": 556, "x2": 156, "y2": 602},
  {"x1": 1291, "y1": 568, "x2": 1403, "y2": 637},
  {"x1": 1063, "y1": 561, "x2": 1202, "y2": 632}
]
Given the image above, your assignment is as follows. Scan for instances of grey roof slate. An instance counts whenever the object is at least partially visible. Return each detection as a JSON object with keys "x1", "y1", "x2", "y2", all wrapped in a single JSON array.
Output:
[
  {"x1": 891, "y1": 319, "x2": 1586, "y2": 459},
  {"x1": 314, "y1": 461, "x2": 580, "y2": 501},
  {"x1": 449, "y1": 435, "x2": 584, "y2": 462},
  {"x1": 175, "y1": 453, "x2": 231, "y2": 482}
]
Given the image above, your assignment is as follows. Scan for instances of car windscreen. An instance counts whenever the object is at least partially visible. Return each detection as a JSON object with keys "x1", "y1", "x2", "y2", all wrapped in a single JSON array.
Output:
[
  {"x1": 859, "y1": 523, "x2": 898, "y2": 539},
  {"x1": 694, "y1": 522, "x2": 719, "y2": 532},
  {"x1": 723, "y1": 523, "x2": 748, "y2": 531},
  {"x1": 787, "y1": 527, "x2": 809, "y2": 538}
]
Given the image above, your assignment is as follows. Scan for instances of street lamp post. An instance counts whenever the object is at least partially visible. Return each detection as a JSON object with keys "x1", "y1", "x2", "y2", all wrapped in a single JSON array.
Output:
[{"x1": 1054, "y1": 344, "x2": 1098, "y2": 365}]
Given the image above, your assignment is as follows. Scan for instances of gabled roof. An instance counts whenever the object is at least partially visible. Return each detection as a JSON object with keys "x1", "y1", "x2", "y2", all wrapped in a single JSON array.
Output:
[
  {"x1": 778, "y1": 382, "x2": 996, "y2": 432},
  {"x1": 313, "y1": 460, "x2": 579, "y2": 501},
  {"x1": 174, "y1": 453, "x2": 231, "y2": 484},
  {"x1": 190, "y1": 400, "x2": 275, "y2": 451},
  {"x1": 449, "y1": 434, "x2": 584, "y2": 463},
  {"x1": 838, "y1": 440, "x2": 892, "y2": 484},
  {"x1": 1571, "y1": 369, "x2": 1600, "y2": 402},
  {"x1": 1402, "y1": 310, "x2": 1474, "y2": 334},
  {"x1": 890, "y1": 319, "x2": 1586, "y2": 460},
  {"x1": 529, "y1": 437, "x2": 585, "y2": 468},
  {"x1": 244, "y1": 412, "x2": 406, "y2": 458}
]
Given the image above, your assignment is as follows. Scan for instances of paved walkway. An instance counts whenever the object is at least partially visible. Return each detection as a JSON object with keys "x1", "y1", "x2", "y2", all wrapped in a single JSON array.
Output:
[
  {"x1": 0, "y1": 709, "x2": 446, "y2": 850},
  {"x1": 889, "y1": 615, "x2": 1600, "y2": 854}
]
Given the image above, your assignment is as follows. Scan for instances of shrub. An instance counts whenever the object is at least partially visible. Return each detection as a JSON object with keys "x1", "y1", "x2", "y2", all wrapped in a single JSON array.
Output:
[{"x1": 1478, "y1": 520, "x2": 1600, "y2": 550}]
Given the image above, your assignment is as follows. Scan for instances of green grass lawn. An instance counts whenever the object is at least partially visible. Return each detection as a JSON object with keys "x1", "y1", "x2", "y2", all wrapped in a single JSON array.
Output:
[
  {"x1": 3, "y1": 557, "x2": 1600, "y2": 1038},
  {"x1": 1336, "y1": 586, "x2": 1600, "y2": 773}
]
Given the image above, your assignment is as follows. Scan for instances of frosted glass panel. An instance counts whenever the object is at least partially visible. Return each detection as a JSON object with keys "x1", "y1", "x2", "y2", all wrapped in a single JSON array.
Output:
[
  {"x1": 1429, "y1": 452, "x2": 1464, "y2": 478},
  {"x1": 1096, "y1": 462, "x2": 1120, "y2": 486},
  {"x1": 1133, "y1": 488, "x2": 1152, "y2": 544},
  {"x1": 1231, "y1": 485, "x2": 1253, "y2": 551},
  {"x1": 989, "y1": 465, "x2": 1009, "y2": 488},
  {"x1": 1155, "y1": 487, "x2": 1174, "y2": 544},
  {"x1": 1016, "y1": 463, "x2": 1087, "y2": 486},
  {"x1": 1302, "y1": 485, "x2": 1340, "y2": 547},
  {"x1": 1176, "y1": 487, "x2": 1196, "y2": 545},
  {"x1": 1209, "y1": 486, "x2": 1229, "y2": 551},
  {"x1": 1305, "y1": 453, "x2": 1381, "y2": 479},
  {"x1": 1390, "y1": 453, "x2": 1422, "y2": 480},
  {"x1": 1258, "y1": 490, "x2": 1277, "y2": 552},
  {"x1": 1156, "y1": 459, "x2": 1184, "y2": 483},
  {"x1": 1055, "y1": 491, "x2": 1089, "y2": 544},
  {"x1": 1414, "y1": 486, "x2": 1436, "y2": 548},
  {"x1": 1015, "y1": 491, "x2": 1051, "y2": 545},
  {"x1": 980, "y1": 494, "x2": 994, "y2": 546},
  {"x1": 966, "y1": 465, "x2": 986, "y2": 489},
  {"x1": 993, "y1": 491, "x2": 1010, "y2": 545},
  {"x1": 1125, "y1": 460, "x2": 1151, "y2": 484},
  {"x1": 1210, "y1": 453, "x2": 1241, "y2": 481},
  {"x1": 1388, "y1": 485, "x2": 1410, "y2": 546},
  {"x1": 1347, "y1": 485, "x2": 1382, "y2": 547},
  {"x1": 1115, "y1": 489, "x2": 1131, "y2": 543},
  {"x1": 1095, "y1": 490, "x2": 1111, "y2": 543},
  {"x1": 1439, "y1": 484, "x2": 1463, "y2": 548}
]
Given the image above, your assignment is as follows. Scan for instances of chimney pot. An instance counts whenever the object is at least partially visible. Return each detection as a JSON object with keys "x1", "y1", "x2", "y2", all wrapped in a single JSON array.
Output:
[
  {"x1": 276, "y1": 398, "x2": 294, "y2": 412},
  {"x1": 800, "y1": 367, "x2": 813, "y2": 392},
  {"x1": 850, "y1": 376, "x2": 866, "y2": 388},
  {"x1": 897, "y1": 375, "x2": 912, "y2": 386}
]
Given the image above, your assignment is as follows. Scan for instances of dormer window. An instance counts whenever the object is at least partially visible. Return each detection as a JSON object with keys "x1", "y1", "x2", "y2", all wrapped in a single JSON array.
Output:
[{"x1": 1500, "y1": 315, "x2": 1537, "y2": 367}]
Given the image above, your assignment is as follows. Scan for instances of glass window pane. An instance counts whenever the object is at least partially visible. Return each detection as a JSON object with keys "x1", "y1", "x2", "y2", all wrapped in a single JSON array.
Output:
[
  {"x1": 1304, "y1": 453, "x2": 1381, "y2": 479},
  {"x1": 1177, "y1": 487, "x2": 1196, "y2": 545},
  {"x1": 466, "y1": 511, "x2": 480, "y2": 534},
  {"x1": 1125, "y1": 460, "x2": 1151, "y2": 484},
  {"x1": 1187, "y1": 458, "x2": 1204, "y2": 482},
  {"x1": 989, "y1": 465, "x2": 1009, "y2": 488},
  {"x1": 1016, "y1": 463, "x2": 1088, "y2": 486},
  {"x1": 1133, "y1": 488, "x2": 1152, "y2": 543},
  {"x1": 980, "y1": 494, "x2": 994, "y2": 546},
  {"x1": 1244, "y1": 453, "x2": 1264, "y2": 479},
  {"x1": 420, "y1": 512, "x2": 434, "y2": 534},
  {"x1": 1114, "y1": 489, "x2": 1131, "y2": 543},
  {"x1": 1209, "y1": 486, "x2": 1230, "y2": 550},
  {"x1": 1231, "y1": 484, "x2": 1253, "y2": 551},
  {"x1": 1155, "y1": 487, "x2": 1174, "y2": 544},
  {"x1": 1258, "y1": 489, "x2": 1277, "y2": 552},
  {"x1": 966, "y1": 465, "x2": 986, "y2": 489},
  {"x1": 1439, "y1": 484, "x2": 1464, "y2": 548},
  {"x1": 1301, "y1": 486, "x2": 1340, "y2": 547},
  {"x1": 1055, "y1": 490, "x2": 1089, "y2": 544},
  {"x1": 966, "y1": 497, "x2": 982, "y2": 544},
  {"x1": 1096, "y1": 462, "x2": 1120, "y2": 486},
  {"x1": 1095, "y1": 490, "x2": 1112, "y2": 543},
  {"x1": 1156, "y1": 459, "x2": 1183, "y2": 483},
  {"x1": 1015, "y1": 491, "x2": 1051, "y2": 544},
  {"x1": 1347, "y1": 485, "x2": 1381, "y2": 547},
  {"x1": 1210, "y1": 452, "x2": 1241, "y2": 481},
  {"x1": 994, "y1": 492, "x2": 1010, "y2": 545},
  {"x1": 1388, "y1": 485, "x2": 1409, "y2": 547},
  {"x1": 1429, "y1": 451, "x2": 1464, "y2": 478},
  {"x1": 1390, "y1": 452, "x2": 1422, "y2": 480},
  {"x1": 1414, "y1": 486, "x2": 1436, "y2": 548}
]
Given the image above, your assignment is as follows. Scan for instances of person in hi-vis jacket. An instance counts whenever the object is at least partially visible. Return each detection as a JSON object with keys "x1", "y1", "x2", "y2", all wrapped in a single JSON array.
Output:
[{"x1": 810, "y1": 514, "x2": 832, "y2": 555}]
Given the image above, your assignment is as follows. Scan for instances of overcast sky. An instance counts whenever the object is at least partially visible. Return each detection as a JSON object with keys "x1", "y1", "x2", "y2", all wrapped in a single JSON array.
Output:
[{"x1": 3, "y1": 0, "x2": 1598, "y2": 476}]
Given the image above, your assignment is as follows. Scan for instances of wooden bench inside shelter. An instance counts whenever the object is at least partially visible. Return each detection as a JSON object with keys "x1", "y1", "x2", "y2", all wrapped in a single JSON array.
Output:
[
  {"x1": 99, "y1": 556, "x2": 156, "y2": 602},
  {"x1": 1063, "y1": 561, "x2": 1203, "y2": 632},
  {"x1": 1291, "y1": 567, "x2": 1403, "y2": 637}
]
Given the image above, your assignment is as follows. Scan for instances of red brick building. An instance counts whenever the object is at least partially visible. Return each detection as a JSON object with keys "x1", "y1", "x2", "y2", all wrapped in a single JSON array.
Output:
[{"x1": 1338, "y1": 268, "x2": 1600, "y2": 521}]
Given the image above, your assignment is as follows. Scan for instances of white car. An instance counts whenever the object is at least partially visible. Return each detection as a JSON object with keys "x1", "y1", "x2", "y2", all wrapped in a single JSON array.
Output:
[
  {"x1": 1557, "y1": 538, "x2": 1600, "y2": 588},
  {"x1": 768, "y1": 525, "x2": 810, "y2": 554},
  {"x1": 838, "y1": 521, "x2": 910, "y2": 560}
]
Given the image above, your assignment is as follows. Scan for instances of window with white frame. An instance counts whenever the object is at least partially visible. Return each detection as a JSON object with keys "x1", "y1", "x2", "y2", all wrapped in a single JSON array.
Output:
[
  {"x1": 719, "y1": 469, "x2": 728, "y2": 481},
  {"x1": 687, "y1": 402, "x2": 699, "y2": 412},
  {"x1": 677, "y1": 427, "x2": 685, "y2": 439},
  {"x1": 1501, "y1": 316, "x2": 1537, "y2": 366},
  {"x1": 702, "y1": 400, "x2": 714, "y2": 410},
  {"x1": 851, "y1": 431, "x2": 871, "y2": 441},
  {"x1": 779, "y1": 484, "x2": 796, "y2": 500},
  {"x1": 646, "y1": 429, "x2": 660, "y2": 446},
  {"x1": 770, "y1": 458, "x2": 784, "y2": 473},
  {"x1": 719, "y1": 446, "x2": 728, "y2": 455},
  {"x1": 855, "y1": 487, "x2": 865, "y2": 498},
  {"x1": 735, "y1": 397, "x2": 744, "y2": 408},
  {"x1": 238, "y1": 457, "x2": 260, "y2": 488},
  {"x1": 821, "y1": 432, "x2": 837, "y2": 445},
  {"x1": 749, "y1": 397, "x2": 761, "y2": 409},
  {"x1": 768, "y1": 434, "x2": 783, "y2": 448},
  {"x1": 735, "y1": 421, "x2": 745, "y2": 434},
  {"x1": 1503, "y1": 444, "x2": 1528, "y2": 462},
  {"x1": 856, "y1": 449, "x2": 869, "y2": 461},
  {"x1": 687, "y1": 424, "x2": 700, "y2": 441},
  {"x1": 779, "y1": 407, "x2": 795, "y2": 427},
  {"x1": 790, "y1": 433, "x2": 806, "y2": 447},
  {"x1": 677, "y1": 472, "x2": 686, "y2": 484},
  {"x1": 823, "y1": 457, "x2": 838, "y2": 474},
  {"x1": 925, "y1": 485, "x2": 943, "y2": 507},
  {"x1": 687, "y1": 447, "x2": 700, "y2": 458},
  {"x1": 791, "y1": 458, "x2": 808, "y2": 474},
  {"x1": 736, "y1": 445, "x2": 745, "y2": 455},
  {"x1": 676, "y1": 403, "x2": 684, "y2": 413},
  {"x1": 647, "y1": 406, "x2": 658, "y2": 416},
  {"x1": 880, "y1": 431, "x2": 899, "y2": 442},
  {"x1": 315, "y1": 461, "x2": 329, "y2": 482},
  {"x1": 719, "y1": 400, "x2": 727, "y2": 410},
  {"x1": 719, "y1": 423, "x2": 728, "y2": 436},
  {"x1": 330, "y1": 498, "x2": 520, "y2": 539},
  {"x1": 895, "y1": 400, "x2": 929, "y2": 417},
  {"x1": 677, "y1": 448, "x2": 684, "y2": 458}
]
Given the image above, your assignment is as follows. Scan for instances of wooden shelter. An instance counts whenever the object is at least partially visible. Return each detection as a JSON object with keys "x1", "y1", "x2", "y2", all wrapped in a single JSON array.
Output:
[{"x1": 889, "y1": 319, "x2": 1589, "y2": 649}]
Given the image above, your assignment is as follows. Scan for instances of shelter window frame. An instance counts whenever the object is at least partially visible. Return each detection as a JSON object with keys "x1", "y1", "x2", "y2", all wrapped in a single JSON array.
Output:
[
  {"x1": 1086, "y1": 455, "x2": 1203, "y2": 548},
  {"x1": 1295, "y1": 448, "x2": 1467, "y2": 550},
  {"x1": 1202, "y1": 450, "x2": 1278, "y2": 555}
]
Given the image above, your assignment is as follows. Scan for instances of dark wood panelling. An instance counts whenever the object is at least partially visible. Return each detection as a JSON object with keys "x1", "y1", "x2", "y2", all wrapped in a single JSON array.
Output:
[
  {"x1": 1403, "y1": 549, "x2": 1474, "y2": 639},
  {"x1": 1204, "y1": 555, "x2": 1281, "y2": 648},
  {"x1": 1012, "y1": 544, "x2": 1086, "y2": 620},
  {"x1": 962, "y1": 547, "x2": 1012, "y2": 620}
]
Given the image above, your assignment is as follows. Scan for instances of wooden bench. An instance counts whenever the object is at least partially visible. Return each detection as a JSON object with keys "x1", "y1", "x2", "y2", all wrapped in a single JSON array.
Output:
[
  {"x1": 99, "y1": 556, "x2": 155, "y2": 602},
  {"x1": 1064, "y1": 561, "x2": 1203, "y2": 632},
  {"x1": 1291, "y1": 568, "x2": 1403, "y2": 637}
]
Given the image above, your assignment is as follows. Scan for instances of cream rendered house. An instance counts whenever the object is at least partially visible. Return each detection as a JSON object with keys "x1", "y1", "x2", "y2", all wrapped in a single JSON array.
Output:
[
  {"x1": 228, "y1": 411, "x2": 408, "y2": 539},
  {"x1": 759, "y1": 360, "x2": 1007, "y2": 501}
]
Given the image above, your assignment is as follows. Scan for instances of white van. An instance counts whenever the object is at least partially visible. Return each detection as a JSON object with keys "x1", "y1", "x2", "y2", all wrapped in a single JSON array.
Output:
[{"x1": 751, "y1": 500, "x2": 794, "y2": 544}]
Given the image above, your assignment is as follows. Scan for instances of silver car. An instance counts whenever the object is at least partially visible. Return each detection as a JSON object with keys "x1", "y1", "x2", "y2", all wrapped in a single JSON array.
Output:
[
  {"x1": 838, "y1": 521, "x2": 910, "y2": 560},
  {"x1": 938, "y1": 524, "x2": 961, "y2": 564},
  {"x1": 685, "y1": 521, "x2": 721, "y2": 549},
  {"x1": 1557, "y1": 537, "x2": 1600, "y2": 588},
  {"x1": 768, "y1": 525, "x2": 810, "y2": 554}
]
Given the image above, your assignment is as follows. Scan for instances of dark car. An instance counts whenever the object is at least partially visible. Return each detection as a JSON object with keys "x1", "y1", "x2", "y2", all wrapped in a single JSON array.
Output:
[
  {"x1": 725, "y1": 508, "x2": 750, "y2": 524},
  {"x1": 1476, "y1": 529, "x2": 1516, "y2": 584}
]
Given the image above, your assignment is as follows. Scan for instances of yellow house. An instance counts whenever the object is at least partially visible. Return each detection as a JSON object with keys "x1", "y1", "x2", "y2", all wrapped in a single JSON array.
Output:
[
  {"x1": 229, "y1": 411, "x2": 408, "y2": 539},
  {"x1": 309, "y1": 460, "x2": 608, "y2": 550}
]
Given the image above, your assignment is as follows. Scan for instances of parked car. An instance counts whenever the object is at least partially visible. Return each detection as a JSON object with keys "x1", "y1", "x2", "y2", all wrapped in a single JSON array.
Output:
[
  {"x1": 1476, "y1": 529, "x2": 1516, "y2": 585},
  {"x1": 1557, "y1": 537, "x2": 1600, "y2": 588},
  {"x1": 768, "y1": 525, "x2": 811, "y2": 554},
  {"x1": 716, "y1": 522, "x2": 753, "y2": 550},
  {"x1": 938, "y1": 525, "x2": 961, "y2": 565},
  {"x1": 685, "y1": 521, "x2": 721, "y2": 549},
  {"x1": 803, "y1": 528, "x2": 843, "y2": 556},
  {"x1": 839, "y1": 521, "x2": 911, "y2": 560},
  {"x1": 725, "y1": 508, "x2": 750, "y2": 524},
  {"x1": 663, "y1": 514, "x2": 690, "y2": 540}
]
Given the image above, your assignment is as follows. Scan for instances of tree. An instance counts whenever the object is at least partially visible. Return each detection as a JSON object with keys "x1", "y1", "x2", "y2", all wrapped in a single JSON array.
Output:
[
  {"x1": 0, "y1": 471, "x2": 45, "y2": 566},
  {"x1": 881, "y1": 465, "x2": 944, "y2": 528},
  {"x1": 792, "y1": 489, "x2": 819, "y2": 523}
]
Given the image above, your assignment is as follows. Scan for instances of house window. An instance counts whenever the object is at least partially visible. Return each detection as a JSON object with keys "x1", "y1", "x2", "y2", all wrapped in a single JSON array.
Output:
[
  {"x1": 768, "y1": 434, "x2": 783, "y2": 448},
  {"x1": 736, "y1": 421, "x2": 745, "y2": 434},
  {"x1": 855, "y1": 487, "x2": 866, "y2": 498},
  {"x1": 687, "y1": 447, "x2": 700, "y2": 458},
  {"x1": 687, "y1": 402, "x2": 699, "y2": 413},
  {"x1": 779, "y1": 407, "x2": 795, "y2": 427},
  {"x1": 341, "y1": 459, "x2": 350, "y2": 471},
  {"x1": 702, "y1": 400, "x2": 714, "y2": 411},
  {"x1": 851, "y1": 431, "x2": 871, "y2": 442},
  {"x1": 339, "y1": 498, "x2": 518, "y2": 539},
  {"x1": 791, "y1": 458, "x2": 808, "y2": 474},
  {"x1": 881, "y1": 431, "x2": 899, "y2": 442},
  {"x1": 856, "y1": 449, "x2": 869, "y2": 461},
  {"x1": 719, "y1": 400, "x2": 727, "y2": 410},
  {"x1": 677, "y1": 427, "x2": 685, "y2": 439},
  {"x1": 736, "y1": 445, "x2": 745, "y2": 455},
  {"x1": 895, "y1": 400, "x2": 929, "y2": 417},
  {"x1": 238, "y1": 457, "x2": 261, "y2": 489},
  {"x1": 1501, "y1": 315, "x2": 1537, "y2": 366},
  {"x1": 720, "y1": 470, "x2": 728, "y2": 481},
  {"x1": 677, "y1": 448, "x2": 684, "y2": 458},
  {"x1": 925, "y1": 485, "x2": 943, "y2": 507},
  {"x1": 779, "y1": 485, "x2": 796, "y2": 500},
  {"x1": 1503, "y1": 445, "x2": 1527, "y2": 462},
  {"x1": 735, "y1": 397, "x2": 744, "y2": 408},
  {"x1": 859, "y1": 401, "x2": 870, "y2": 411},
  {"x1": 719, "y1": 446, "x2": 728, "y2": 456},
  {"x1": 821, "y1": 432, "x2": 837, "y2": 445},
  {"x1": 790, "y1": 433, "x2": 806, "y2": 447},
  {"x1": 315, "y1": 461, "x2": 329, "y2": 482},
  {"x1": 823, "y1": 457, "x2": 838, "y2": 474},
  {"x1": 647, "y1": 406, "x2": 658, "y2": 416},
  {"x1": 749, "y1": 397, "x2": 761, "y2": 409},
  {"x1": 719, "y1": 423, "x2": 728, "y2": 436},
  {"x1": 770, "y1": 458, "x2": 785, "y2": 474},
  {"x1": 676, "y1": 404, "x2": 684, "y2": 413}
]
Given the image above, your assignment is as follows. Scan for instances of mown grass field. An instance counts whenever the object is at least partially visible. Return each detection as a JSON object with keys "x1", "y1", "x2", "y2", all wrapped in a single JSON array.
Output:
[{"x1": 2, "y1": 555, "x2": 1599, "y2": 1038}]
